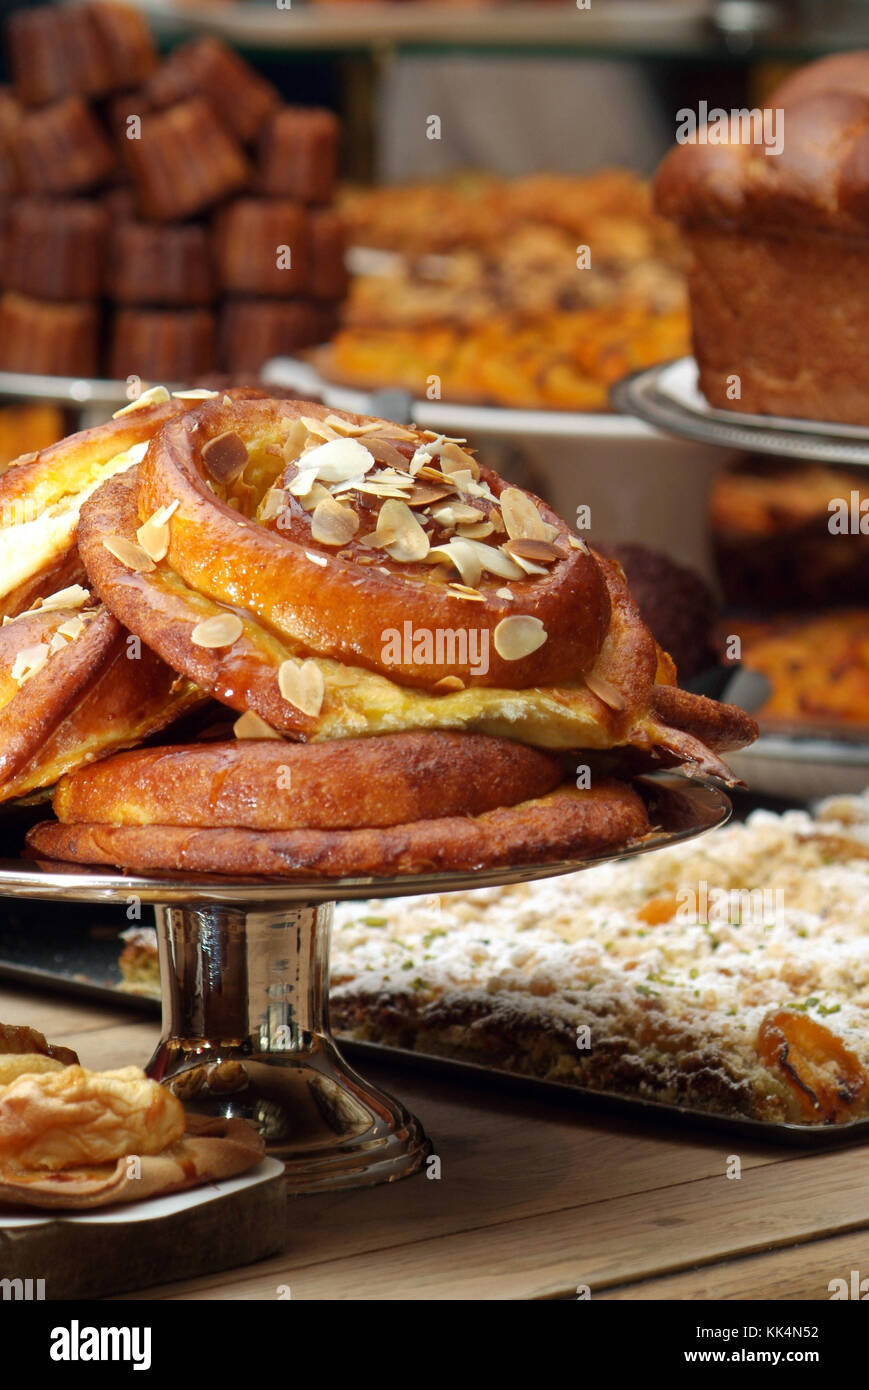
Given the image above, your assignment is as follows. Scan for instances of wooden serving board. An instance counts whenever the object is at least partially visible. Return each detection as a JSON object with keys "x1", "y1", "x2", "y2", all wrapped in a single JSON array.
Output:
[{"x1": 0, "y1": 1161, "x2": 286, "y2": 1300}]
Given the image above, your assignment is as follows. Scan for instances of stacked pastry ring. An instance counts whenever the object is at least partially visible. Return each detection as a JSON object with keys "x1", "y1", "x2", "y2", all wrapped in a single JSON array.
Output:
[{"x1": 21, "y1": 395, "x2": 756, "y2": 877}]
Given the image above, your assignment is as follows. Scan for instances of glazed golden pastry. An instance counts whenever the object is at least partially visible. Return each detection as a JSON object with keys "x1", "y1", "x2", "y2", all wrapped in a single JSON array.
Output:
[
  {"x1": 74, "y1": 397, "x2": 753, "y2": 771},
  {"x1": 25, "y1": 396, "x2": 756, "y2": 878}
]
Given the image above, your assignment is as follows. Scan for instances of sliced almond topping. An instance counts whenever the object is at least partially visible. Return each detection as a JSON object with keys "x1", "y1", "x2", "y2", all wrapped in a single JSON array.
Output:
[
  {"x1": 409, "y1": 447, "x2": 434, "y2": 476},
  {"x1": 493, "y1": 615, "x2": 548, "y2": 662},
  {"x1": 311, "y1": 495, "x2": 359, "y2": 547},
  {"x1": 496, "y1": 586, "x2": 514, "y2": 600},
  {"x1": 507, "y1": 551, "x2": 549, "y2": 577},
  {"x1": 299, "y1": 415, "x2": 338, "y2": 441},
  {"x1": 299, "y1": 481, "x2": 332, "y2": 513},
  {"x1": 364, "y1": 437, "x2": 410, "y2": 469},
  {"x1": 503, "y1": 538, "x2": 561, "y2": 564},
  {"x1": 278, "y1": 658, "x2": 324, "y2": 718},
  {"x1": 352, "y1": 480, "x2": 415, "y2": 500},
  {"x1": 422, "y1": 430, "x2": 468, "y2": 444},
  {"x1": 112, "y1": 385, "x2": 170, "y2": 418},
  {"x1": 447, "y1": 583, "x2": 485, "y2": 602},
  {"x1": 433, "y1": 502, "x2": 484, "y2": 527},
  {"x1": 568, "y1": 534, "x2": 590, "y2": 553},
  {"x1": 406, "y1": 483, "x2": 454, "y2": 508},
  {"x1": 489, "y1": 507, "x2": 506, "y2": 533},
  {"x1": 101, "y1": 536, "x2": 156, "y2": 573},
  {"x1": 500, "y1": 487, "x2": 547, "y2": 541},
  {"x1": 433, "y1": 675, "x2": 465, "y2": 692},
  {"x1": 191, "y1": 613, "x2": 244, "y2": 649},
  {"x1": 48, "y1": 631, "x2": 68, "y2": 656},
  {"x1": 444, "y1": 468, "x2": 475, "y2": 495},
  {"x1": 584, "y1": 672, "x2": 627, "y2": 711},
  {"x1": 172, "y1": 388, "x2": 219, "y2": 401},
  {"x1": 376, "y1": 500, "x2": 430, "y2": 563},
  {"x1": 322, "y1": 416, "x2": 387, "y2": 438},
  {"x1": 281, "y1": 419, "x2": 311, "y2": 465},
  {"x1": 463, "y1": 539, "x2": 524, "y2": 581},
  {"x1": 457, "y1": 521, "x2": 495, "y2": 540},
  {"x1": 305, "y1": 551, "x2": 328, "y2": 568},
  {"x1": 202, "y1": 431, "x2": 249, "y2": 486},
  {"x1": 439, "y1": 440, "x2": 480, "y2": 480},
  {"x1": 11, "y1": 643, "x2": 49, "y2": 684},
  {"x1": 302, "y1": 436, "x2": 375, "y2": 484},
  {"x1": 415, "y1": 463, "x2": 450, "y2": 485},
  {"x1": 37, "y1": 585, "x2": 90, "y2": 612},
  {"x1": 259, "y1": 487, "x2": 287, "y2": 522},
  {"x1": 428, "y1": 537, "x2": 482, "y2": 588},
  {"x1": 288, "y1": 467, "x2": 319, "y2": 498},
  {"x1": 233, "y1": 710, "x2": 282, "y2": 740},
  {"x1": 55, "y1": 616, "x2": 85, "y2": 641},
  {"x1": 137, "y1": 499, "x2": 180, "y2": 563}
]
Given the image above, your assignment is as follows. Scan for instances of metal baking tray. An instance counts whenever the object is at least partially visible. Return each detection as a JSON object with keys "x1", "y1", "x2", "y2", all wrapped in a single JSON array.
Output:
[{"x1": 2, "y1": 907, "x2": 868, "y2": 1148}]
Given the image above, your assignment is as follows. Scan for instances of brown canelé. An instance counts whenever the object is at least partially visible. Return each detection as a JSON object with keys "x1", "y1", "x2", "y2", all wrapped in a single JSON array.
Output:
[
  {"x1": 214, "y1": 198, "x2": 311, "y2": 296},
  {"x1": 109, "y1": 307, "x2": 217, "y2": 381},
  {"x1": 257, "y1": 105, "x2": 340, "y2": 203},
  {"x1": 123, "y1": 98, "x2": 249, "y2": 222},
  {"x1": 0, "y1": 292, "x2": 99, "y2": 376},
  {"x1": 107, "y1": 221, "x2": 216, "y2": 307},
  {"x1": 4, "y1": 198, "x2": 109, "y2": 301}
]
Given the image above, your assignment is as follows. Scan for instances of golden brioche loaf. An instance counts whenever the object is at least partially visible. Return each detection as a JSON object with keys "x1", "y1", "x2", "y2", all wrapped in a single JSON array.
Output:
[{"x1": 654, "y1": 52, "x2": 869, "y2": 425}]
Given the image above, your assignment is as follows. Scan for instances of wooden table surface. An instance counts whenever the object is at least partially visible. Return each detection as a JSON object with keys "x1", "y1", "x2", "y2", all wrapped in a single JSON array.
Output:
[{"x1": 4, "y1": 979, "x2": 867, "y2": 1301}]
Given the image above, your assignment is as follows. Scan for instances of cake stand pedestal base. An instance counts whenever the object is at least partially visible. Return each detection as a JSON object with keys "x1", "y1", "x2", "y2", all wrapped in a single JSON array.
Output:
[{"x1": 146, "y1": 900, "x2": 430, "y2": 1191}]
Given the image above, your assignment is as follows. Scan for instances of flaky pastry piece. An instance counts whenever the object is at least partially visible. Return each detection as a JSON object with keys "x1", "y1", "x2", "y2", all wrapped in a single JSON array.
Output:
[
  {"x1": 0, "y1": 586, "x2": 203, "y2": 804},
  {"x1": 0, "y1": 1065, "x2": 183, "y2": 1172},
  {"x1": 27, "y1": 734, "x2": 651, "y2": 877},
  {"x1": 0, "y1": 1064, "x2": 265, "y2": 1209},
  {"x1": 76, "y1": 396, "x2": 755, "y2": 780}
]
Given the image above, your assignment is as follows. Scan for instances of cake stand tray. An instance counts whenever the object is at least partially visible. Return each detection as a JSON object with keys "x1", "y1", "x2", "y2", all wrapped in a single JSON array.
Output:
[
  {"x1": 0, "y1": 369, "x2": 139, "y2": 412},
  {"x1": 3, "y1": 773, "x2": 728, "y2": 1192},
  {"x1": 612, "y1": 358, "x2": 869, "y2": 466}
]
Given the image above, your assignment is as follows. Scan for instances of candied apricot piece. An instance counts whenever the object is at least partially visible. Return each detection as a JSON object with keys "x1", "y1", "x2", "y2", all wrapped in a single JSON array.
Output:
[{"x1": 757, "y1": 1009, "x2": 868, "y2": 1122}]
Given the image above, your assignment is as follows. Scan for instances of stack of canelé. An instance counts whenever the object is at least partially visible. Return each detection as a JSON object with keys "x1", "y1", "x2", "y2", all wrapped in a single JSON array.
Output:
[{"x1": 0, "y1": 3, "x2": 347, "y2": 381}]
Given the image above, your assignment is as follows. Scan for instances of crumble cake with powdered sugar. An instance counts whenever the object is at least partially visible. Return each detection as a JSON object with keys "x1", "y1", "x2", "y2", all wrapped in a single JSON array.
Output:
[{"x1": 329, "y1": 795, "x2": 869, "y2": 1125}]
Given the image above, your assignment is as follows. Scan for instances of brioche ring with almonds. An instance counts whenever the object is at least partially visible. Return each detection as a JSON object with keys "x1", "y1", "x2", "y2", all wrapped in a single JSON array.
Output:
[
  {"x1": 26, "y1": 736, "x2": 650, "y2": 877},
  {"x1": 0, "y1": 586, "x2": 203, "y2": 803},
  {"x1": 78, "y1": 397, "x2": 756, "y2": 778}
]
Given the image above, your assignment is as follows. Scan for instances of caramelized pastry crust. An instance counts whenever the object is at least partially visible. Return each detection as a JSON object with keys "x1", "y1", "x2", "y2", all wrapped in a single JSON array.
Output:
[
  {"x1": 50, "y1": 733, "x2": 566, "y2": 829},
  {"x1": 28, "y1": 779, "x2": 651, "y2": 878}
]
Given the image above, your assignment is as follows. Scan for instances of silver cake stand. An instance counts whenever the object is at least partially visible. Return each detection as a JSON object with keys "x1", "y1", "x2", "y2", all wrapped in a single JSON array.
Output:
[
  {"x1": 612, "y1": 358, "x2": 869, "y2": 467},
  {"x1": 0, "y1": 773, "x2": 730, "y2": 1192}
]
